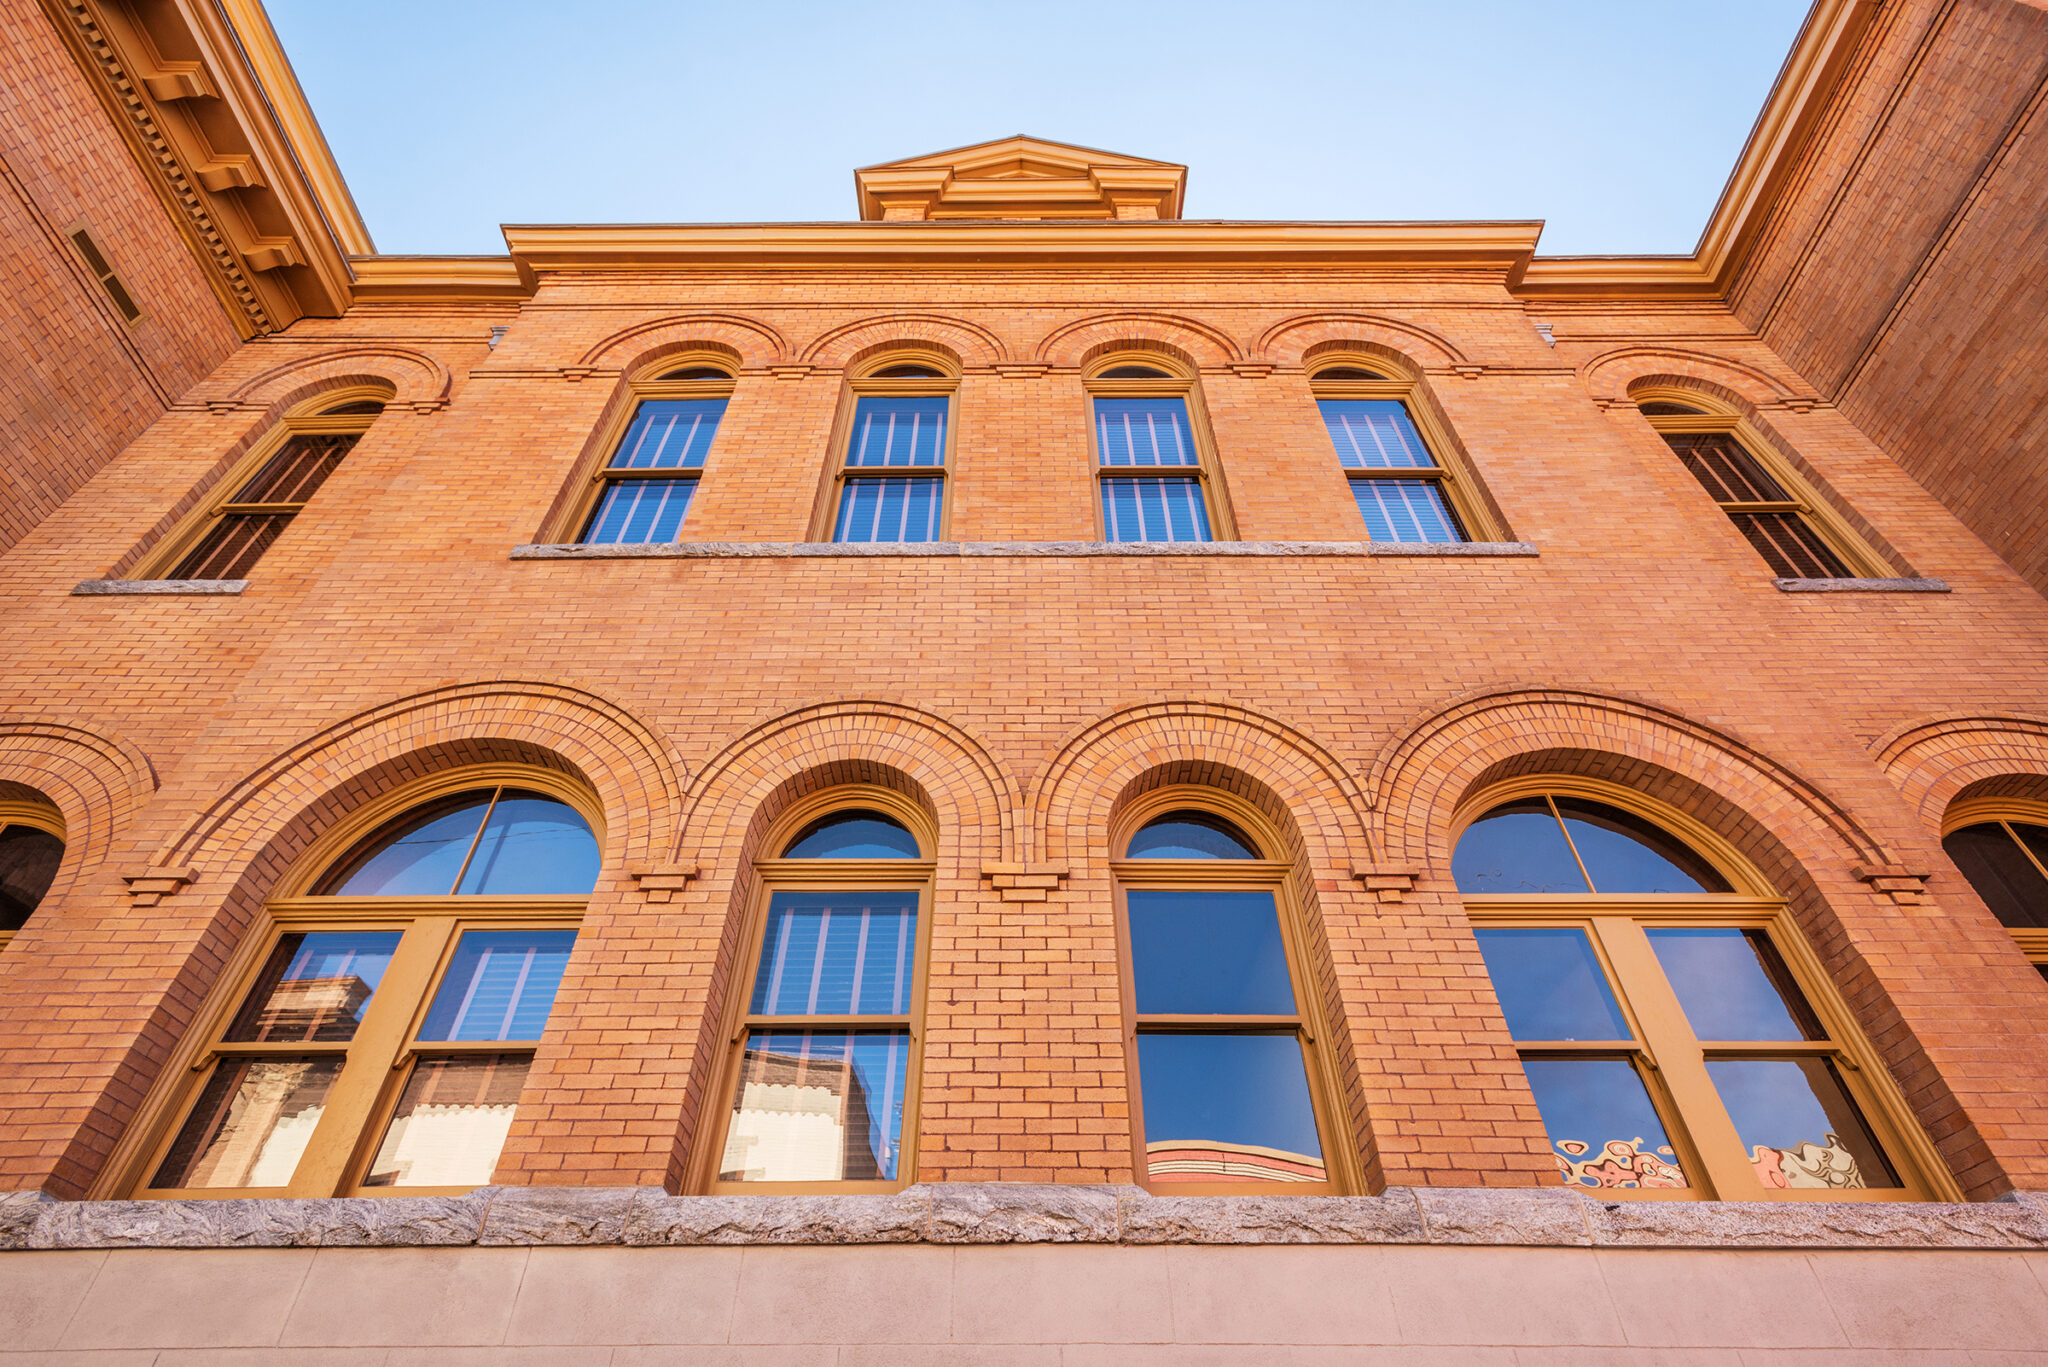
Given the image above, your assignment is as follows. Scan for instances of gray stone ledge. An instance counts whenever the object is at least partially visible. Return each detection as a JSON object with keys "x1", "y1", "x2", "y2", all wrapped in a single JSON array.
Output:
[
  {"x1": 71, "y1": 578, "x2": 248, "y2": 595},
  {"x1": 511, "y1": 540, "x2": 1539, "y2": 560},
  {"x1": 1773, "y1": 575, "x2": 1951, "y2": 593},
  {"x1": 6, "y1": 1183, "x2": 2047, "y2": 1252}
]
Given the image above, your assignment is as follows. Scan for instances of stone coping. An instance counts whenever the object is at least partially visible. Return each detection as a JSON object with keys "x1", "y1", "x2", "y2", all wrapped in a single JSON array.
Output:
[
  {"x1": 4, "y1": 1184, "x2": 2042, "y2": 1253},
  {"x1": 71, "y1": 578, "x2": 248, "y2": 595},
  {"x1": 1773, "y1": 576, "x2": 1951, "y2": 593},
  {"x1": 511, "y1": 540, "x2": 1540, "y2": 560}
]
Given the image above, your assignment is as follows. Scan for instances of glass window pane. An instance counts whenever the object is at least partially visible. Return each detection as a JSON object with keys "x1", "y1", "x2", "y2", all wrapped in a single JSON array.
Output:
[
  {"x1": 1555, "y1": 799, "x2": 1731, "y2": 894},
  {"x1": 1100, "y1": 476, "x2": 1211, "y2": 542},
  {"x1": 610, "y1": 399, "x2": 725, "y2": 469},
  {"x1": 1665, "y1": 432, "x2": 1791, "y2": 503},
  {"x1": 834, "y1": 477, "x2": 944, "y2": 543},
  {"x1": 151, "y1": 1056, "x2": 344, "y2": 1189},
  {"x1": 847, "y1": 396, "x2": 948, "y2": 467},
  {"x1": 1944, "y1": 823, "x2": 2048, "y2": 929},
  {"x1": 453, "y1": 792, "x2": 600, "y2": 895},
  {"x1": 1095, "y1": 398, "x2": 1197, "y2": 466},
  {"x1": 1127, "y1": 890, "x2": 1295, "y2": 1015},
  {"x1": 1125, "y1": 811, "x2": 1259, "y2": 859},
  {"x1": 582, "y1": 477, "x2": 696, "y2": 544},
  {"x1": 2013, "y1": 822, "x2": 2048, "y2": 877},
  {"x1": 1705, "y1": 1058, "x2": 1901, "y2": 1190},
  {"x1": 1728, "y1": 510, "x2": 1852, "y2": 579},
  {"x1": 1351, "y1": 479, "x2": 1465, "y2": 543},
  {"x1": 361, "y1": 1054, "x2": 530, "y2": 1187},
  {"x1": 1473, "y1": 927, "x2": 1631, "y2": 1041},
  {"x1": 417, "y1": 930, "x2": 578, "y2": 1042},
  {"x1": 1453, "y1": 800, "x2": 1589, "y2": 894},
  {"x1": 719, "y1": 1030, "x2": 908, "y2": 1182},
  {"x1": 1137, "y1": 1033, "x2": 1325, "y2": 1183},
  {"x1": 0, "y1": 824, "x2": 64, "y2": 930},
  {"x1": 1318, "y1": 399, "x2": 1435, "y2": 469},
  {"x1": 1521, "y1": 1058, "x2": 1687, "y2": 1189},
  {"x1": 232, "y1": 433, "x2": 354, "y2": 502},
  {"x1": 318, "y1": 791, "x2": 494, "y2": 896},
  {"x1": 1646, "y1": 928, "x2": 1822, "y2": 1041},
  {"x1": 750, "y1": 891, "x2": 918, "y2": 1016},
  {"x1": 167, "y1": 510, "x2": 294, "y2": 580},
  {"x1": 781, "y1": 809, "x2": 920, "y2": 859},
  {"x1": 225, "y1": 931, "x2": 402, "y2": 1042}
]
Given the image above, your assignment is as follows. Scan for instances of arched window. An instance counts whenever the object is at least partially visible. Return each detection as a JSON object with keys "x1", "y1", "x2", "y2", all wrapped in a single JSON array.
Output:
[
  {"x1": 820, "y1": 355, "x2": 957, "y2": 544},
  {"x1": 1086, "y1": 355, "x2": 1232, "y2": 543},
  {"x1": 1309, "y1": 358, "x2": 1492, "y2": 544},
  {"x1": 127, "y1": 779, "x2": 597, "y2": 1198},
  {"x1": 1113, "y1": 800, "x2": 1340, "y2": 1191},
  {"x1": 135, "y1": 390, "x2": 388, "y2": 581},
  {"x1": 1454, "y1": 784, "x2": 1940, "y2": 1200},
  {"x1": 569, "y1": 359, "x2": 736, "y2": 545},
  {"x1": 0, "y1": 798, "x2": 65, "y2": 951},
  {"x1": 1941, "y1": 799, "x2": 2048, "y2": 979},
  {"x1": 706, "y1": 797, "x2": 932, "y2": 1190}
]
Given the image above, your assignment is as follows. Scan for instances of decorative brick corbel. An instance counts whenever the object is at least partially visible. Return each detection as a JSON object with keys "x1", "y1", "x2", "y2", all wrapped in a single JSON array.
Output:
[
  {"x1": 1227, "y1": 363, "x2": 1274, "y2": 379},
  {"x1": 407, "y1": 399, "x2": 447, "y2": 415},
  {"x1": 629, "y1": 864, "x2": 701, "y2": 903},
  {"x1": 981, "y1": 863, "x2": 1069, "y2": 903},
  {"x1": 1451, "y1": 364, "x2": 1485, "y2": 381},
  {"x1": 993, "y1": 363, "x2": 1049, "y2": 380},
  {"x1": 1351, "y1": 863, "x2": 1420, "y2": 903},
  {"x1": 1853, "y1": 864, "x2": 1933, "y2": 907},
  {"x1": 121, "y1": 866, "x2": 196, "y2": 908},
  {"x1": 557, "y1": 365, "x2": 598, "y2": 383},
  {"x1": 766, "y1": 365, "x2": 815, "y2": 382}
]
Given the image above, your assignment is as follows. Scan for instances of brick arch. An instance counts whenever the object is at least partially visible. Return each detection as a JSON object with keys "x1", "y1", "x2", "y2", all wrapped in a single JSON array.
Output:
[
  {"x1": 797, "y1": 314, "x2": 1009, "y2": 368},
  {"x1": 0, "y1": 718, "x2": 156, "y2": 933},
  {"x1": 1033, "y1": 311, "x2": 1242, "y2": 367},
  {"x1": 1872, "y1": 714, "x2": 2048, "y2": 830},
  {"x1": 579, "y1": 313, "x2": 790, "y2": 369},
  {"x1": 1580, "y1": 346, "x2": 1808, "y2": 409},
  {"x1": 223, "y1": 346, "x2": 451, "y2": 409},
  {"x1": 1257, "y1": 313, "x2": 1468, "y2": 370}
]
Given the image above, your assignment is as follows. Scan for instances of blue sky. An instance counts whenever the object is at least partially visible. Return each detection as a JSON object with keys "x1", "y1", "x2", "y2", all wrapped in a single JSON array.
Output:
[{"x1": 268, "y1": 1, "x2": 1810, "y2": 258}]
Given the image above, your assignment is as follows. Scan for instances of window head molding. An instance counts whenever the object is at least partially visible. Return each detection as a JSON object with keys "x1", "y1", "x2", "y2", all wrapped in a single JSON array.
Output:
[
  {"x1": 0, "y1": 797, "x2": 68, "y2": 950},
  {"x1": 848, "y1": 347, "x2": 962, "y2": 385},
  {"x1": 1308, "y1": 354, "x2": 1502, "y2": 544},
  {"x1": 1940, "y1": 795, "x2": 2048, "y2": 969}
]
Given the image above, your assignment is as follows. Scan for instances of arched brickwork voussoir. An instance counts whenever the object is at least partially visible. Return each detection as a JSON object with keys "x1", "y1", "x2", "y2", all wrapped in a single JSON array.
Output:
[
  {"x1": 1257, "y1": 312, "x2": 1468, "y2": 371},
  {"x1": 797, "y1": 314, "x2": 1009, "y2": 369},
  {"x1": 1580, "y1": 346, "x2": 1807, "y2": 411},
  {"x1": 222, "y1": 346, "x2": 452, "y2": 410},
  {"x1": 1034, "y1": 312, "x2": 1242, "y2": 369},
  {"x1": 1873, "y1": 714, "x2": 2048, "y2": 830},
  {"x1": 579, "y1": 313, "x2": 791, "y2": 369},
  {"x1": 0, "y1": 718, "x2": 157, "y2": 933}
]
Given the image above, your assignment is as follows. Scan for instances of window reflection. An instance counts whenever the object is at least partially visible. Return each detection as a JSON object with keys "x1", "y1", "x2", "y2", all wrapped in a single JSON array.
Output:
[
  {"x1": 781, "y1": 809, "x2": 920, "y2": 859},
  {"x1": 1522, "y1": 1058, "x2": 1686, "y2": 1189},
  {"x1": 1705, "y1": 1058, "x2": 1898, "y2": 1189},
  {"x1": 1473, "y1": 928, "x2": 1630, "y2": 1041},
  {"x1": 318, "y1": 788, "x2": 598, "y2": 896},
  {"x1": 1125, "y1": 811, "x2": 1259, "y2": 860},
  {"x1": 1138, "y1": 1034, "x2": 1324, "y2": 1183}
]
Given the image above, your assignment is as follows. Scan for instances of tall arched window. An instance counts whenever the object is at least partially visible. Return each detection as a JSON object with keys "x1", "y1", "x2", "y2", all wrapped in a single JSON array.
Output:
[
  {"x1": 704, "y1": 794, "x2": 933, "y2": 1190},
  {"x1": 818, "y1": 355, "x2": 957, "y2": 543},
  {"x1": 1086, "y1": 355, "x2": 1233, "y2": 543},
  {"x1": 0, "y1": 796, "x2": 65, "y2": 952},
  {"x1": 1941, "y1": 798, "x2": 2048, "y2": 979},
  {"x1": 566, "y1": 358, "x2": 736, "y2": 544},
  {"x1": 1309, "y1": 357, "x2": 1494, "y2": 543},
  {"x1": 1454, "y1": 783, "x2": 1944, "y2": 1200},
  {"x1": 121, "y1": 777, "x2": 598, "y2": 1198},
  {"x1": 1113, "y1": 799, "x2": 1340, "y2": 1192}
]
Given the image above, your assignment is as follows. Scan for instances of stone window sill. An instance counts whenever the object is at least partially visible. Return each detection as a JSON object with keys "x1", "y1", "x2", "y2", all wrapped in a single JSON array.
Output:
[
  {"x1": 1773, "y1": 576, "x2": 1949, "y2": 593},
  {"x1": 512, "y1": 540, "x2": 1540, "y2": 561},
  {"x1": 71, "y1": 579, "x2": 248, "y2": 596}
]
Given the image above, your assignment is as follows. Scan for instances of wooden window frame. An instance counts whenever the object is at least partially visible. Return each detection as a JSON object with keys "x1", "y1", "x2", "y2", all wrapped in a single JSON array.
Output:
[
  {"x1": 1942, "y1": 796, "x2": 2048, "y2": 968},
  {"x1": 1308, "y1": 359, "x2": 1499, "y2": 542},
  {"x1": 694, "y1": 784, "x2": 936, "y2": 1194},
  {"x1": 1085, "y1": 358, "x2": 1238, "y2": 542},
  {"x1": 1635, "y1": 390, "x2": 1887, "y2": 579},
  {"x1": 132, "y1": 386, "x2": 389, "y2": 581},
  {"x1": 0, "y1": 798, "x2": 66, "y2": 954},
  {"x1": 808, "y1": 355, "x2": 960, "y2": 543},
  {"x1": 98, "y1": 766, "x2": 597, "y2": 1200},
  {"x1": 1456, "y1": 776, "x2": 1957, "y2": 1202},
  {"x1": 1109, "y1": 787, "x2": 1354, "y2": 1195},
  {"x1": 553, "y1": 356, "x2": 737, "y2": 544}
]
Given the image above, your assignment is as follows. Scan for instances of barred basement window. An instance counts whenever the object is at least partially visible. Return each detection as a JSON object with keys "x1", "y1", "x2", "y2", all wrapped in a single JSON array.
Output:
[
  {"x1": 1454, "y1": 781, "x2": 1949, "y2": 1200},
  {"x1": 0, "y1": 798, "x2": 65, "y2": 952},
  {"x1": 1941, "y1": 798, "x2": 2048, "y2": 979},
  {"x1": 1087, "y1": 357, "x2": 1233, "y2": 543},
  {"x1": 1310, "y1": 360, "x2": 1489, "y2": 543},
  {"x1": 570, "y1": 360, "x2": 734, "y2": 544},
  {"x1": 821, "y1": 356, "x2": 955, "y2": 543}
]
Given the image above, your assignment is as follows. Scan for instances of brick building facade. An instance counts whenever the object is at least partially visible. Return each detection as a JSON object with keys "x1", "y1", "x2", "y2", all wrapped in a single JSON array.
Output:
[{"x1": 3, "y1": 0, "x2": 2048, "y2": 1357}]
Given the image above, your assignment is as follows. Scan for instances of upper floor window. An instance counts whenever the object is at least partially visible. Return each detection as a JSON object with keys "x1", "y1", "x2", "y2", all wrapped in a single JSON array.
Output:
[
  {"x1": 122, "y1": 778, "x2": 596, "y2": 1198},
  {"x1": 1087, "y1": 358, "x2": 1231, "y2": 543},
  {"x1": 573, "y1": 362, "x2": 734, "y2": 544},
  {"x1": 1636, "y1": 394, "x2": 1881, "y2": 580},
  {"x1": 1310, "y1": 360, "x2": 1484, "y2": 543},
  {"x1": 1941, "y1": 799, "x2": 2048, "y2": 980},
  {"x1": 137, "y1": 393, "x2": 386, "y2": 581},
  {"x1": 1455, "y1": 784, "x2": 1942, "y2": 1200},
  {"x1": 0, "y1": 798, "x2": 65, "y2": 951},
  {"x1": 824, "y1": 358, "x2": 955, "y2": 543},
  {"x1": 707, "y1": 796, "x2": 933, "y2": 1190},
  {"x1": 1113, "y1": 801, "x2": 1339, "y2": 1191}
]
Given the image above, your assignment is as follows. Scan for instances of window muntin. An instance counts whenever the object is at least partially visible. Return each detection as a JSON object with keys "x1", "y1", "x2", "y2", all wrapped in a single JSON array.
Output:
[
  {"x1": 0, "y1": 808, "x2": 65, "y2": 945},
  {"x1": 1942, "y1": 805, "x2": 2048, "y2": 977},
  {"x1": 1087, "y1": 363, "x2": 1228, "y2": 543},
  {"x1": 824, "y1": 366, "x2": 955, "y2": 544},
  {"x1": 1310, "y1": 363, "x2": 1491, "y2": 544},
  {"x1": 576, "y1": 367, "x2": 734, "y2": 545},
  {"x1": 315, "y1": 787, "x2": 599, "y2": 897},
  {"x1": 1458, "y1": 786, "x2": 1934, "y2": 1200}
]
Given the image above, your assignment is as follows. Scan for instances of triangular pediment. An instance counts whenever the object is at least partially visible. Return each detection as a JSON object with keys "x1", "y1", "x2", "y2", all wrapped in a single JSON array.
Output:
[{"x1": 855, "y1": 136, "x2": 1187, "y2": 221}]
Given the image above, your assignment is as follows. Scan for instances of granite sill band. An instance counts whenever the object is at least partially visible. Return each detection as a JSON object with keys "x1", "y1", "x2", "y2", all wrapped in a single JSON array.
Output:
[
  {"x1": 4, "y1": 1184, "x2": 2043, "y2": 1252},
  {"x1": 512, "y1": 540, "x2": 1540, "y2": 560},
  {"x1": 71, "y1": 578, "x2": 248, "y2": 596},
  {"x1": 1773, "y1": 576, "x2": 1951, "y2": 593}
]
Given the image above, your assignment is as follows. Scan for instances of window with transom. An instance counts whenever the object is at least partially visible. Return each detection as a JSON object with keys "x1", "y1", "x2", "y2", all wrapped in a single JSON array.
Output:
[
  {"x1": 0, "y1": 797, "x2": 65, "y2": 952},
  {"x1": 704, "y1": 795, "x2": 933, "y2": 1191},
  {"x1": 138, "y1": 391, "x2": 387, "y2": 581},
  {"x1": 1454, "y1": 784, "x2": 1943, "y2": 1200},
  {"x1": 1941, "y1": 798, "x2": 2048, "y2": 978},
  {"x1": 821, "y1": 358, "x2": 955, "y2": 543},
  {"x1": 122, "y1": 777, "x2": 598, "y2": 1198},
  {"x1": 572, "y1": 361, "x2": 735, "y2": 544},
  {"x1": 1087, "y1": 358, "x2": 1231, "y2": 543},
  {"x1": 1113, "y1": 800, "x2": 1341, "y2": 1192},
  {"x1": 1310, "y1": 359, "x2": 1488, "y2": 543}
]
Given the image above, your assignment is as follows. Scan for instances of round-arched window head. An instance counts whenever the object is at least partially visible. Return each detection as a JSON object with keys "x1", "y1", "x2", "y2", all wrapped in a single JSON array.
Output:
[
  {"x1": 781, "y1": 808, "x2": 921, "y2": 859},
  {"x1": 0, "y1": 822, "x2": 65, "y2": 930},
  {"x1": 1453, "y1": 795, "x2": 1731, "y2": 895},
  {"x1": 1126, "y1": 810, "x2": 1261, "y2": 860},
  {"x1": 1312, "y1": 366, "x2": 1385, "y2": 381},
  {"x1": 322, "y1": 400, "x2": 386, "y2": 416},
  {"x1": 1638, "y1": 401, "x2": 1708, "y2": 416},
  {"x1": 871, "y1": 364, "x2": 945, "y2": 379},
  {"x1": 315, "y1": 787, "x2": 600, "y2": 896},
  {"x1": 661, "y1": 366, "x2": 732, "y2": 381},
  {"x1": 1098, "y1": 365, "x2": 1173, "y2": 380}
]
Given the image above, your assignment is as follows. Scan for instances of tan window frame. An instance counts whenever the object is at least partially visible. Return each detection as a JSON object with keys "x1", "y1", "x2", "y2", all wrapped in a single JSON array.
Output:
[
  {"x1": 1085, "y1": 365, "x2": 1238, "y2": 541},
  {"x1": 809, "y1": 367, "x2": 960, "y2": 542},
  {"x1": 0, "y1": 799, "x2": 67, "y2": 955},
  {"x1": 1308, "y1": 365, "x2": 1500, "y2": 541},
  {"x1": 1942, "y1": 796, "x2": 2048, "y2": 970},
  {"x1": 554, "y1": 362, "x2": 737, "y2": 543}
]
